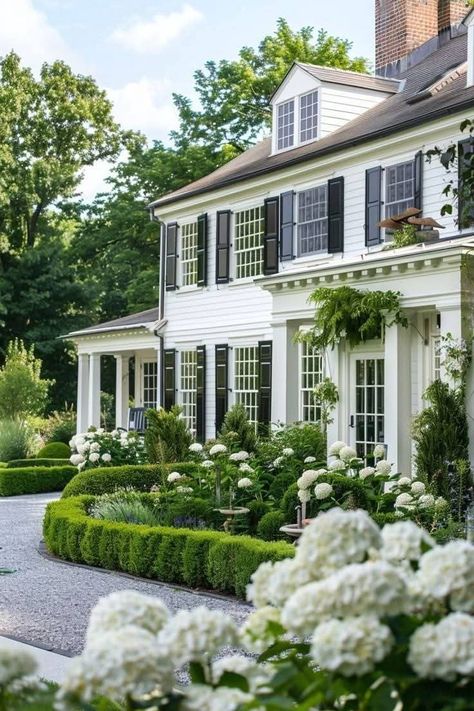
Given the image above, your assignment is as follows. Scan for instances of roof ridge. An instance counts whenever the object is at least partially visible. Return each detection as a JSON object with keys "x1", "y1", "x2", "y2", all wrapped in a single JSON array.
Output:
[{"x1": 295, "y1": 61, "x2": 399, "y2": 83}]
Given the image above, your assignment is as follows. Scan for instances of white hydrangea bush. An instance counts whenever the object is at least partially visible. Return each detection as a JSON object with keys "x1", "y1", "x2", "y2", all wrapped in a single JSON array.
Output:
[
  {"x1": 4, "y1": 510, "x2": 474, "y2": 710},
  {"x1": 69, "y1": 429, "x2": 146, "y2": 470}
]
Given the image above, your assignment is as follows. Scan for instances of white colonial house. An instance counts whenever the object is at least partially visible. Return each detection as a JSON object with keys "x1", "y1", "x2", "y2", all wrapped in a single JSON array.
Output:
[{"x1": 66, "y1": 0, "x2": 474, "y2": 473}]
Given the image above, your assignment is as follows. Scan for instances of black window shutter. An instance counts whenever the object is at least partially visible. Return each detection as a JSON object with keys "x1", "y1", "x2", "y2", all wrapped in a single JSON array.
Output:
[
  {"x1": 162, "y1": 349, "x2": 176, "y2": 410},
  {"x1": 414, "y1": 150, "x2": 423, "y2": 211},
  {"x1": 263, "y1": 197, "x2": 279, "y2": 275},
  {"x1": 327, "y1": 177, "x2": 344, "y2": 253},
  {"x1": 165, "y1": 223, "x2": 178, "y2": 291},
  {"x1": 257, "y1": 341, "x2": 272, "y2": 436},
  {"x1": 365, "y1": 167, "x2": 382, "y2": 246},
  {"x1": 458, "y1": 138, "x2": 474, "y2": 229},
  {"x1": 215, "y1": 345, "x2": 229, "y2": 435},
  {"x1": 196, "y1": 346, "x2": 206, "y2": 442},
  {"x1": 216, "y1": 211, "x2": 231, "y2": 283},
  {"x1": 197, "y1": 213, "x2": 208, "y2": 286},
  {"x1": 280, "y1": 191, "x2": 294, "y2": 260}
]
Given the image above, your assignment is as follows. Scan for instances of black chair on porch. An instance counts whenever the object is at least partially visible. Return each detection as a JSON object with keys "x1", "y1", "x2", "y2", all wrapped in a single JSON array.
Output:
[{"x1": 128, "y1": 407, "x2": 146, "y2": 433}]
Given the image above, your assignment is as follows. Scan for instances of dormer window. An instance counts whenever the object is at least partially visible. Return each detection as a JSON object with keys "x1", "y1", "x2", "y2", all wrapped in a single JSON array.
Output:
[
  {"x1": 300, "y1": 90, "x2": 319, "y2": 143},
  {"x1": 277, "y1": 99, "x2": 295, "y2": 150}
]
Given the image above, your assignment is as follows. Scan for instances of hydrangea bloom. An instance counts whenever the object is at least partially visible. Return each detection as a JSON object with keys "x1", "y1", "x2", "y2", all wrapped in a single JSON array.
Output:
[
  {"x1": 212, "y1": 655, "x2": 273, "y2": 692},
  {"x1": 247, "y1": 558, "x2": 312, "y2": 609},
  {"x1": 304, "y1": 456, "x2": 316, "y2": 463},
  {"x1": 240, "y1": 606, "x2": 283, "y2": 653},
  {"x1": 314, "y1": 483, "x2": 333, "y2": 500},
  {"x1": 157, "y1": 607, "x2": 238, "y2": 667},
  {"x1": 58, "y1": 626, "x2": 174, "y2": 705},
  {"x1": 408, "y1": 613, "x2": 474, "y2": 680},
  {"x1": 189, "y1": 443, "x2": 203, "y2": 453},
  {"x1": 411, "y1": 481, "x2": 426, "y2": 495},
  {"x1": 0, "y1": 648, "x2": 37, "y2": 686},
  {"x1": 229, "y1": 451, "x2": 249, "y2": 462},
  {"x1": 310, "y1": 616, "x2": 393, "y2": 677},
  {"x1": 273, "y1": 456, "x2": 284, "y2": 468},
  {"x1": 373, "y1": 444, "x2": 386, "y2": 459},
  {"x1": 397, "y1": 476, "x2": 412, "y2": 487},
  {"x1": 210, "y1": 444, "x2": 227, "y2": 456},
  {"x1": 381, "y1": 521, "x2": 435, "y2": 563},
  {"x1": 167, "y1": 471, "x2": 182, "y2": 483},
  {"x1": 182, "y1": 685, "x2": 252, "y2": 711},
  {"x1": 70, "y1": 454, "x2": 85, "y2": 467},
  {"x1": 395, "y1": 493, "x2": 415, "y2": 509},
  {"x1": 237, "y1": 477, "x2": 252, "y2": 489},
  {"x1": 101, "y1": 453, "x2": 111, "y2": 463},
  {"x1": 418, "y1": 493, "x2": 435, "y2": 509},
  {"x1": 328, "y1": 441, "x2": 346, "y2": 456},
  {"x1": 298, "y1": 489, "x2": 311, "y2": 503},
  {"x1": 282, "y1": 448, "x2": 294, "y2": 457},
  {"x1": 201, "y1": 460, "x2": 214, "y2": 469},
  {"x1": 176, "y1": 486, "x2": 193, "y2": 494},
  {"x1": 375, "y1": 460, "x2": 391, "y2": 475},
  {"x1": 239, "y1": 462, "x2": 254, "y2": 474},
  {"x1": 339, "y1": 446, "x2": 357, "y2": 462},
  {"x1": 297, "y1": 469, "x2": 321, "y2": 490},
  {"x1": 359, "y1": 466, "x2": 375, "y2": 479},
  {"x1": 416, "y1": 540, "x2": 474, "y2": 612},
  {"x1": 296, "y1": 509, "x2": 381, "y2": 578},
  {"x1": 281, "y1": 561, "x2": 408, "y2": 635},
  {"x1": 86, "y1": 591, "x2": 169, "y2": 645},
  {"x1": 88, "y1": 452, "x2": 100, "y2": 463},
  {"x1": 329, "y1": 459, "x2": 345, "y2": 471}
]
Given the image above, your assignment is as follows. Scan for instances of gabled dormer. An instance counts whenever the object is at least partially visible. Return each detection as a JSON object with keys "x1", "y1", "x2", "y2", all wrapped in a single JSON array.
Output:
[{"x1": 271, "y1": 62, "x2": 400, "y2": 154}]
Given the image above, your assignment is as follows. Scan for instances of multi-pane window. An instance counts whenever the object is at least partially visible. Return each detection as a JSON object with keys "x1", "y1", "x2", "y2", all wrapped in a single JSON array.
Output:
[
  {"x1": 432, "y1": 335, "x2": 441, "y2": 382},
  {"x1": 355, "y1": 357, "x2": 385, "y2": 459},
  {"x1": 385, "y1": 161, "x2": 415, "y2": 218},
  {"x1": 300, "y1": 90, "x2": 318, "y2": 142},
  {"x1": 277, "y1": 100, "x2": 295, "y2": 150},
  {"x1": 180, "y1": 350, "x2": 197, "y2": 434},
  {"x1": 234, "y1": 206, "x2": 264, "y2": 279},
  {"x1": 143, "y1": 361, "x2": 157, "y2": 410},
  {"x1": 181, "y1": 222, "x2": 198, "y2": 287},
  {"x1": 300, "y1": 342, "x2": 323, "y2": 422},
  {"x1": 297, "y1": 186, "x2": 328, "y2": 255},
  {"x1": 234, "y1": 346, "x2": 259, "y2": 426}
]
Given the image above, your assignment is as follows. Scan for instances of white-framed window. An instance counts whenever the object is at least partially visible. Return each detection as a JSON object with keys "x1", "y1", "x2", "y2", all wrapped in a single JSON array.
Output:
[
  {"x1": 143, "y1": 361, "x2": 158, "y2": 410},
  {"x1": 385, "y1": 160, "x2": 415, "y2": 218},
  {"x1": 432, "y1": 335, "x2": 441, "y2": 382},
  {"x1": 277, "y1": 99, "x2": 295, "y2": 150},
  {"x1": 300, "y1": 90, "x2": 318, "y2": 143},
  {"x1": 234, "y1": 346, "x2": 259, "y2": 426},
  {"x1": 234, "y1": 206, "x2": 264, "y2": 279},
  {"x1": 297, "y1": 185, "x2": 328, "y2": 255},
  {"x1": 300, "y1": 342, "x2": 324, "y2": 422},
  {"x1": 180, "y1": 350, "x2": 197, "y2": 434},
  {"x1": 180, "y1": 221, "x2": 198, "y2": 287}
]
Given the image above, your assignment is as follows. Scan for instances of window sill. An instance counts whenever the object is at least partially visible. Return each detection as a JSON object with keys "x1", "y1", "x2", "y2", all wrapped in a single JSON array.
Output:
[
  {"x1": 175, "y1": 285, "x2": 203, "y2": 293},
  {"x1": 228, "y1": 276, "x2": 261, "y2": 287},
  {"x1": 282, "y1": 252, "x2": 335, "y2": 269}
]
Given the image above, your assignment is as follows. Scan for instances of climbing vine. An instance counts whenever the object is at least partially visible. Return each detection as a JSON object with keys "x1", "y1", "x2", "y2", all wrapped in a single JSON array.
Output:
[{"x1": 297, "y1": 286, "x2": 408, "y2": 351}]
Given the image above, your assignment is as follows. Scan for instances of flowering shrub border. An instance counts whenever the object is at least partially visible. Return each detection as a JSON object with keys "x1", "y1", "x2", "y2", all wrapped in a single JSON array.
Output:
[
  {"x1": 0, "y1": 464, "x2": 77, "y2": 496},
  {"x1": 43, "y1": 496, "x2": 294, "y2": 597}
]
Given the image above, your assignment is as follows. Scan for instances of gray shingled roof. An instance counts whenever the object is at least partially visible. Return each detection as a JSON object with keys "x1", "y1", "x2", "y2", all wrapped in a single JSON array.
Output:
[
  {"x1": 151, "y1": 34, "x2": 473, "y2": 209},
  {"x1": 295, "y1": 62, "x2": 400, "y2": 92},
  {"x1": 66, "y1": 307, "x2": 159, "y2": 338}
]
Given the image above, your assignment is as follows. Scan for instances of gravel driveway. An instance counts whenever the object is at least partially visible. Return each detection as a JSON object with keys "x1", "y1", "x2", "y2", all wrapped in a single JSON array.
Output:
[{"x1": 0, "y1": 493, "x2": 250, "y2": 655}]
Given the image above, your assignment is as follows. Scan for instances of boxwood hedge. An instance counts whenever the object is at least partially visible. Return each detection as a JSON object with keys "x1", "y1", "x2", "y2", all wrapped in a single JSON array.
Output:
[
  {"x1": 61, "y1": 462, "x2": 201, "y2": 498},
  {"x1": 43, "y1": 496, "x2": 294, "y2": 598},
  {"x1": 0, "y1": 465, "x2": 77, "y2": 496},
  {"x1": 6, "y1": 458, "x2": 71, "y2": 469}
]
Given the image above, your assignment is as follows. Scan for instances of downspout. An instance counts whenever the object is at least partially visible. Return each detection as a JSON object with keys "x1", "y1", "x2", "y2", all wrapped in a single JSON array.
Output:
[{"x1": 150, "y1": 209, "x2": 166, "y2": 407}]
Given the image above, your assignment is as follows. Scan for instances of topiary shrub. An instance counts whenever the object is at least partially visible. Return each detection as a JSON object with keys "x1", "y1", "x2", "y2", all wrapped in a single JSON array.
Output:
[
  {"x1": 244, "y1": 499, "x2": 271, "y2": 535},
  {"x1": 61, "y1": 462, "x2": 200, "y2": 498},
  {"x1": 257, "y1": 511, "x2": 286, "y2": 540},
  {"x1": 6, "y1": 458, "x2": 71, "y2": 468},
  {"x1": 0, "y1": 465, "x2": 77, "y2": 496},
  {"x1": 218, "y1": 403, "x2": 257, "y2": 453},
  {"x1": 268, "y1": 471, "x2": 297, "y2": 505},
  {"x1": 37, "y1": 441, "x2": 70, "y2": 459},
  {"x1": 145, "y1": 406, "x2": 193, "y2": 463}
]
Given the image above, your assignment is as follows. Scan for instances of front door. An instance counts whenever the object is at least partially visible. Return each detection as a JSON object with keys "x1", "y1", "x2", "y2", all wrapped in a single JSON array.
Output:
[{"x1": 349, "y1": 354, "x2": 385, "y2": 459}]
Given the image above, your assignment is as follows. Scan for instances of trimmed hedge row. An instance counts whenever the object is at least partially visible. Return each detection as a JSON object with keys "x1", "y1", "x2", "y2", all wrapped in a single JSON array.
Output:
[
  {"x1": 61, "y1": 462, "x2": 201, "y2": 498},
  {"x1": 6, "y1": 458, "x2": 71, "y2": 469},
  {"x1": 0, "y1": 465, "x2": 77, "y2": 496},
  {"x1": 43, "y1": 496, "x2": 294, "y2": 598}
]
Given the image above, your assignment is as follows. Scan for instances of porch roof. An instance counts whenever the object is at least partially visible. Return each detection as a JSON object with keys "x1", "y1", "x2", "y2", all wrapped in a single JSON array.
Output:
[{"x1": 63, "y1": 307, "x2": 159, "y2": 338}]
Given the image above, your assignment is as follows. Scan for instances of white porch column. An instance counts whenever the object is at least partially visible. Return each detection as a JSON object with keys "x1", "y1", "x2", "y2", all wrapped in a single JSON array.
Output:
[
  {"x1": 384, "y1": 321, "x2": 411, "y2": 474},
  {"x1": 438, "y1": 304, "x2": 462, "y2": 384},
  {"x1": 325, "y1": 345, "x2": 340, "y2": 446},
  {"x1": 87, "y1": 353, "x2": 101, "y2": 428},
  {"x1": 115, "y1": 355, "x2": 129, "y2": 429},
  {"x1": 155, "y1": 347, "x2": 161, "y2": 409},
  {"x1": 134, "y1": 354, "x2": 143, "y2": 407},
  {"x1": 77, "y1": 353, "x2": 89, "y2": 434},
  {"x1": 271, "y1": 321, "x2": 298, "y2": 425}
]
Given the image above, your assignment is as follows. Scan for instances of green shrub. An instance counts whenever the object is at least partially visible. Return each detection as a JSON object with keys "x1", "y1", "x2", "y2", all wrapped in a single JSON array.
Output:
[
  {"x1": 255, "y1": 422, "x2": 326, "y2": 468},
  {"x1": 6, "y1": 458, "x2": 71, "y2": 468},
  {"x1": 43, "y1": 496, "x2": 294, "y2": 598},
  {"x1": 37, "y1": 441, "x2": 70, "y2": 459},
  {"x1": 0, "y1": 339, "x2": 52, "y2": 419},
  {"x1": 0, "y1": 465, "x2": 77, "y2": 496},
  {"x1": 145, "y1": 406, "x2": 193, "y2": 463},
  {"x1": 0, "y1": 420, "x2": 37, "y2": 461},
  {"x1": 62, "y1": 462, "x2": 200, "y2": 498},
  {"x1": 218, "y1": 403, "x2": 257, "y2": 452},
  {"x1": 244, "y1": 499, "x2": 271, "y2": 535},
  {"x1": 43, "y1": 405, "x2": 76, "y2": 444},
  {"x1": 154, "y1": 494, "x2": 217, "y2": 529},
  {"x1": 89, "y1": 491, "x2": 161, "y2": 526},
  {"x1": 257, "y1": 511, "x2": 286, "y2": 540},
  {"x1": 268, "y1": 471, "x2": 297, "y2": 505}
]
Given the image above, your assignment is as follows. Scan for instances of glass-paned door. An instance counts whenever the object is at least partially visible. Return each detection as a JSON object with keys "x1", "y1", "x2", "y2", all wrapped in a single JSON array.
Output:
[
  {"x1": 350, "y1": 355, "x2": 384, "y2": 459},
  {"x1": 143, "y1": 361, "x2": 158, "y2": 409}
]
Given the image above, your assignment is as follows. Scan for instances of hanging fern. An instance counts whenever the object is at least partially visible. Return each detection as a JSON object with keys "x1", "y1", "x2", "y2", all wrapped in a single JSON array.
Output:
[{"x1": 298, "y1": 286, "x2": 408, "y2": 350}]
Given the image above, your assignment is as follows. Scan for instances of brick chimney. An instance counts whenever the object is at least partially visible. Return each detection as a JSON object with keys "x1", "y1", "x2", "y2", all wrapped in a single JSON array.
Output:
[{"x1": 376, "y1": 0, "x2": 468, "y2": 75}]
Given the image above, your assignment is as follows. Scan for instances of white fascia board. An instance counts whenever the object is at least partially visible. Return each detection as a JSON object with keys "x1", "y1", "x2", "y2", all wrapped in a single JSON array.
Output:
[
  {"x1": 153, "y1": 111, "x2": 469, "y2": 221},
  {"x1": 62, "y1": 322, "x2": 155, "y2": 339}
]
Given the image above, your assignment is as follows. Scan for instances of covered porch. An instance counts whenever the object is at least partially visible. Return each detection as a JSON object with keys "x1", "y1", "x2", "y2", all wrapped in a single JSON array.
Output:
[{"x1": 64, "y1": 308, "x2": 163, "y2": 434}]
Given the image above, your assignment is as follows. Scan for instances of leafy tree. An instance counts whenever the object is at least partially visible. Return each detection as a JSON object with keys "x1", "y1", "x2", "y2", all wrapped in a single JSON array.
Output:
[
  {"x1": 0, "y1": 339, "x2": 52, "y2": 419},
  {"x1": 172, "y1": 19, "x2": 369, "y2": 153}
]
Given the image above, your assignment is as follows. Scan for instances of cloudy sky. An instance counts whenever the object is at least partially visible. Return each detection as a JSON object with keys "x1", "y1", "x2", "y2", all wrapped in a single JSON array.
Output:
[{"x1": 0, "y1": 0, "x2": 374, "y2": 199}]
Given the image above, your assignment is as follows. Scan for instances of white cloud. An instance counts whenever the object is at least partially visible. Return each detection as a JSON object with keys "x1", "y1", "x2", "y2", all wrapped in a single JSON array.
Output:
[
  {"x1": 108, "y1": 77, "x2": 179, "y2": 138},
  {"x1": 0, "y1": 0, "x2": 76, "y2": 72},
  {"x1": 110, "y1": 3, "x2": 203, "y2": 54},
  {"x1": 79, "y1": 159, "x2": 114, "y2": 203}
]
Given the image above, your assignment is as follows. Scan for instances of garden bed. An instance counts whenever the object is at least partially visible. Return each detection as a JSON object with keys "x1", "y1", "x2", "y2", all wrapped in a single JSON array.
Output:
[
  {"x1": 0, "y1": 465, "x2": 77, "y2": 496},
  {"x1": 43, "y1": 496, "x2": 294, "y2": 598}
]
